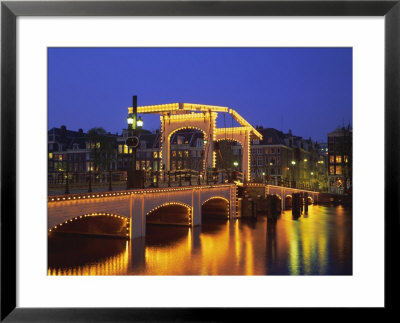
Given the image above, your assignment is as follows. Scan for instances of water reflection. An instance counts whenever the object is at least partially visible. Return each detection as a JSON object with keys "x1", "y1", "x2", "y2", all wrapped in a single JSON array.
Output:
[{"x1": 48, "y1": 205, "x2": 352, "y2": 275}]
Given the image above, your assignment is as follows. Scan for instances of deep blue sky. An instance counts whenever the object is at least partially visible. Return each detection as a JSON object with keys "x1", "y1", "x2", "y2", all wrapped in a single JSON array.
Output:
[{"x1": 48, "y1": 48, "x2": 352, "y2": 142}]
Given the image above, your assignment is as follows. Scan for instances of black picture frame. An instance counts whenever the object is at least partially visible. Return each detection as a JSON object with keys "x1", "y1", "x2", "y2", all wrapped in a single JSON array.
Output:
[{"x1": 1, "y1": 1, "x2": 399, "y2": 321}]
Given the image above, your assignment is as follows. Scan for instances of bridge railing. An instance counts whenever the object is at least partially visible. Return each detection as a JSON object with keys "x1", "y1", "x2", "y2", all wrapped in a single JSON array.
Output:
[
  {"x1": 249, "y1": 178, "x2": 325, "y2": 192},
  {"x1": 48, "y1": 169, "x2": 324, "y2": 195},
  {"x1": 48, "y1": 169, "x2": 241, "y2": 195}
]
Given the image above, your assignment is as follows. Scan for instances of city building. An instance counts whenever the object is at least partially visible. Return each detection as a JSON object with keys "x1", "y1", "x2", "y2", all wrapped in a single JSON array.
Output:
[
  {"x1": 327, "y1": 125, "x2": 352, "y2": 194},
  {"x1": 232, "y1": 127, "x2": 328, "y2": 190},
  {"x1": 48, "y1": 125, "x2": 329, "y2": 191},
  {"x1": 117, "y1": 128, "x2": 161, "y2": 172}
]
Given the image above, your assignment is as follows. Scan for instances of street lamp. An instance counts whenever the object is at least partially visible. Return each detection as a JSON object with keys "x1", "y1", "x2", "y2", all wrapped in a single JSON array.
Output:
[
  {"x1": 310, "y1": 172, "x2": 314, "y2": 190},
  {"x1": 137, "y1": 116, "x2": 144, "y2": 129},
  {"x1": 127, "y1": 112, "x2": 134, "y2": 129},
  {"x1": 291, "y1": 160, "x2": 296, "y2": 188},
  {"x1": 233, "y1": 161, "x2": 239, "y2": 168},
  {"x1": 126, "y1": 95, "x2": 142, "y2": 189}
]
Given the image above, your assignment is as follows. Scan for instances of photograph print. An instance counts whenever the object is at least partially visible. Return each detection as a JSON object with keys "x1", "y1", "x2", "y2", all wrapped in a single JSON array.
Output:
[{"x1": 47, "y1": 47, "x2": 352, "y2": 276}]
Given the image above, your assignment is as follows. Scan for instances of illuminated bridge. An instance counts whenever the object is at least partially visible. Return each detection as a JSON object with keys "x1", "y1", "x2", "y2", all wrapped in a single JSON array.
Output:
[
  {"x1": 48, "y1": 184, "x2": 237, "y2": 239},
  {"x1": 244, "y1": 183, "x2": 320, "y2": 210}
]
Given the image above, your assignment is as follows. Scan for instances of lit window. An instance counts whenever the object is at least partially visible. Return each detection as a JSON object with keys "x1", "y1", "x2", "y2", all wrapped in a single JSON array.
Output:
[
  {"x1": 124, "y1": 145, "x2": 128, "y2": 154},
  {"x1": 329, "y1": 166, "x2": 335, "y2": 175},
  {"x1": 118, "y1": 145, "x2": 123, "y2": 154},
  {"x1": 329, "y1": 155, "x2": 335, "y2": 163},
  {"x1": 172, "y1": 151, "x2": 176, "y2": 157},
  {"x1": 48, "y1": 153, "x2": 53, "y2": 159},
  {"x1": 344, "y1": 155, "x2": 349, "y2": 163},
  {"x1": 153, "y1": 151, "x2": 158, "y2": 158},
  {"x1": 184, "y1": 150, "x2": 189, "y2": 157},
  {"x1": 336, "y1": 156, "x2": 342, "y2": 163},
  {"x1": 178, "y1": 151, "x2": 183, "y2": 157},
  {"x1": 335, "y1": 166, "x2": 342, "y2": 175}
]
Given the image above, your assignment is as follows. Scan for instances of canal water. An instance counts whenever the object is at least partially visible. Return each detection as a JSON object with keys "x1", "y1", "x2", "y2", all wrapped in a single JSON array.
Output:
[{"x1": 48, "y1": 205, "x2": 352, "y2": 275}]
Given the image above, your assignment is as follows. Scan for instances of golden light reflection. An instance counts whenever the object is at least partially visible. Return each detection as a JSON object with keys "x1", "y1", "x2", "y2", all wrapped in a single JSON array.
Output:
[
  {"x1": 234, "y1": 219, "x2": 241, "y2": 265},
  {"x1": 48, "y1": 205, "x2": 351, "y2": 275},
  {"x1": 48, "y1": 245, "x2": 129, "y2": 276}
]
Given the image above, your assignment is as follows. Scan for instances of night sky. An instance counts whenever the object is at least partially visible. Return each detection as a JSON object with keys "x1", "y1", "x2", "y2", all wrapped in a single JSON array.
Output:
[{"x1": 48, "y1": 47, "x2": 352, "y2": 142}]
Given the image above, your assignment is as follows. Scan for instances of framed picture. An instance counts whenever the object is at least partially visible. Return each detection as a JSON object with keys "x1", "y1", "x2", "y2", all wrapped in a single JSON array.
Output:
[{"x1": 1, "y1": 0, "x2": 398, "y2": 320}]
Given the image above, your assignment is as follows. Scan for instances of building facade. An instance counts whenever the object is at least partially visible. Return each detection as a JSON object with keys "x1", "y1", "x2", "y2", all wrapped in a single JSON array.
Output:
[
  {"x1": 327, "y1": 126, "x2": 352, "y2": 194},
  {"x1": 232, "y1": 127, "x2": 328, "y2": 190},
  {"x1": 48, "y1": 125, "x2": 329, "y2": 190}
]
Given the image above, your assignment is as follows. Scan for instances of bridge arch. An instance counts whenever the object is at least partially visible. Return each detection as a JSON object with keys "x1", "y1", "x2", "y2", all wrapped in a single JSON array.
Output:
[
  {"x1": 215, "y1": 129, "x2": 250, "y2": 181},
  {"x1": 214, "y1": 138, "x2": 243, "y2": 174},
  {"x1": 215, "y1": 137, "x2": 243, "y2": 146},
  {"x1": 48, "y1": 212, "x2": 130, "y2": 238},
  {"x1": 168, "y1": 127, "x2": 207, "y2": 172},
  {"x1": 168, "y1": 126, "x2": 208, "y2": 141},
  {"x1": 161, "y1": 113, "x2": 217, "y2": 172},
  {"x1": 146, "y1": 202, "x2": 192, "y2": 226},
  {"x1": 202, "y1": 196, "x2": 230, "y2": 220}
]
